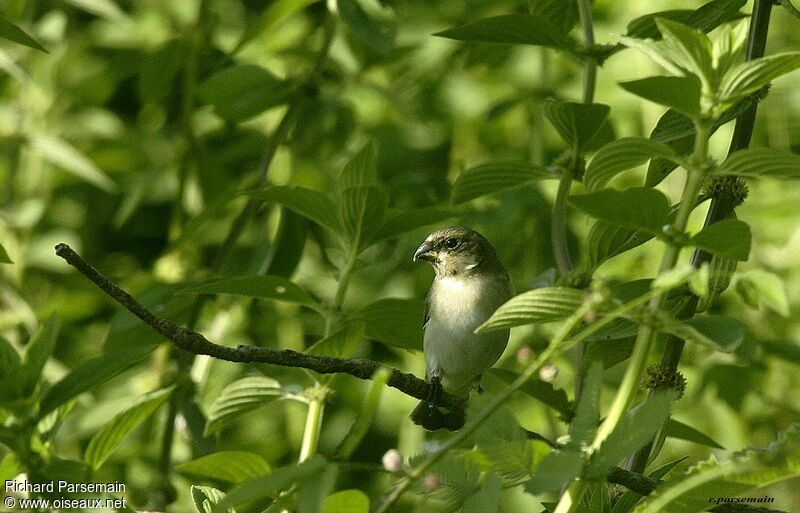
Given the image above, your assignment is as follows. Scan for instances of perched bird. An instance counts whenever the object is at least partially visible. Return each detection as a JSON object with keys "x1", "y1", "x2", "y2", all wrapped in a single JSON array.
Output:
[{"x1": 410, "y1": 226, "x2": 513, "y2": 431}]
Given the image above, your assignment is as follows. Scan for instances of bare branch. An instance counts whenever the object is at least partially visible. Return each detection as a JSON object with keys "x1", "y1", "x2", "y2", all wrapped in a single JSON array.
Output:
[{"x1": 53, "y1": 243, "x2": 463, "y2": 411}]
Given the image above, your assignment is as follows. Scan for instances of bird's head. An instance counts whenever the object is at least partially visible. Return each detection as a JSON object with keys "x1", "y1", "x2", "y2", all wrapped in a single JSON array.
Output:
[{"x1": 413, "y1": 226, "x2": 501, "y2": 277}]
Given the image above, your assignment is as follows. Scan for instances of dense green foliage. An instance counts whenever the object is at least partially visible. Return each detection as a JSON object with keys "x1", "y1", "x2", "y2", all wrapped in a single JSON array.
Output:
[{"x1": 2, "y1": 1, "x2": 800, "y2": 512}]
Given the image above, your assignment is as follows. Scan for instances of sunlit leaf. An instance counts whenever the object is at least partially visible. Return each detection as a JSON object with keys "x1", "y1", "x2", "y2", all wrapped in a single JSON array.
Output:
[
  {"x1": 585, "y1": 137, "x2": 677, "y2": 192},
  {"x1": 568, "y1": 187, "x2": 671, "y2": 235},
  {"x1": 31, "y1": 135, "x2": 116, "y2": 192},
  {"x1": 654, "y1": 18, "x2": 714, "y2": 86},
  {"x1": 717, "y1": 148, "x2": 800, "y2": 179},
  {"x1": 451, "y1": 161, "x2": 554, "y2": 205},
  {"x1": 323, "y1": 489, "x2": 369, "y2": 513},
  {"x1": 177, "y1": 451, "x2": 271, "y2": 484},
  {"x1": 249, "y1": 186, "x2": 340, "y2": 235},
  {"x1": 618, "y1": 76, "x2": 702, "y2": 118},
  {"x1": 689, "y1": 219, "x2": 751, "y2": 261},
  {"x1": 84, "y1": 387, "x2": 173, "y2": 470},
  {"x1": 199, "y1": 65, "x2": 298, "y2": 122},
  {"x1": 734, "y1": 269, "x2": 790, "y2": 316},
  {"x1": 191, "y1": 485, "x2": 232, "y2": 513},
  {"x1": 719, "y1": 52, "x2": 800, "y2": 101},
  {"x1": 478, "y1": 287, "x2": 584, "y2": 332}
]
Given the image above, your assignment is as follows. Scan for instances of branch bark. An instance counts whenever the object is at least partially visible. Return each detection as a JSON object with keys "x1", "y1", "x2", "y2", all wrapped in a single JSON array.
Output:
[{"x1": 53, "y1": 243, "x2": 463, "y2": 411}]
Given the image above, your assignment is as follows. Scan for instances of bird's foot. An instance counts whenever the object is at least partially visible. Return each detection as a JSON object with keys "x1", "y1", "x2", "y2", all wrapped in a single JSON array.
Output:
[{"x1": 426, "y1": 376, "x2": 443, "y2": 413}]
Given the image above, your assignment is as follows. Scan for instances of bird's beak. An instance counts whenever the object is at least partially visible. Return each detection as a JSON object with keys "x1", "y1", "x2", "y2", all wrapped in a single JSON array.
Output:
[{"x1": 413, "y1": 241, "x2": 437, "y2": 262}]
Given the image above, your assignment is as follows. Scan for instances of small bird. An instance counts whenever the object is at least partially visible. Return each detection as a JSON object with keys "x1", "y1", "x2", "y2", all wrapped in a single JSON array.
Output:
[{"x1": 410, "y1": 226, "x2": 513, "y2": 431}]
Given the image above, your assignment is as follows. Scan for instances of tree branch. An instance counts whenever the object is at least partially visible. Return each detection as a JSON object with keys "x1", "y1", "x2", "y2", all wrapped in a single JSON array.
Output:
[{"x1": 53, "y1": 243, "x2": 463, "y2": 411}]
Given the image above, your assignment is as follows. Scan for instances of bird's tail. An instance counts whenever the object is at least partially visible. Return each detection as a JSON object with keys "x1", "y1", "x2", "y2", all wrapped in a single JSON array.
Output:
[{"x1": 409, "y1": 401, "x2": 465, "y2": 431}]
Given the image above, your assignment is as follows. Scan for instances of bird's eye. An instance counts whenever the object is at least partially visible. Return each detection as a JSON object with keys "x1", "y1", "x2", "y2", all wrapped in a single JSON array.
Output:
[{"x1": 443, "y1": 238, "x2": 460, "y2": 250}]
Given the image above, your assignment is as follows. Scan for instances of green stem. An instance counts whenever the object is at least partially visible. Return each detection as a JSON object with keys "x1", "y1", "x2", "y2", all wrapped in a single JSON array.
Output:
[{"x1": 299, "y1": 391, "x2": 326, "y2": 462}]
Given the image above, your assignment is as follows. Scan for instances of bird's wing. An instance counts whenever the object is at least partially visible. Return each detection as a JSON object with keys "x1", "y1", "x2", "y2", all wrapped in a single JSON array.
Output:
[{"x1": 423, "y1": 287, "x2": 431, "y2": 330}]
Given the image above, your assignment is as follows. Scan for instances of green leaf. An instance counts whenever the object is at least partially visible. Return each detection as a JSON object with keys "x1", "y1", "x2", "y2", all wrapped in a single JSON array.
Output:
[
  {"x1": 582, "y1": 338, "x2": 635, "y2": 372},
  {"x1": 338, "y1": 0, "x2": 397, "y2": 56},
  {"x1": 717, "y1": 148, "x2": 800, "y2": 179},
  {"x1": 335, "y1": 368, "x2": 390, "y2": 460},
  {"x1": 198, "y1": 65, "x2": 298, "y2": 122},
  {"x1": 719, "y1": 52, "x2": 800, "y2": 101},
  {"x1": 0, "y1": 12, "x2": 47, "y2": 52},
  {"x1": 689, "y1": 219, "x2": 751, "y2": 261},
  {"x1": 568, "y1": 187, "x2": 671, "y2": 235},
  {"x1": 205, "y1": 376, "x2": 285, "y2": 436},
  {"x1": 250, "y1": 186, "x2": 340, "y2": 235},
  {"x1": 544, "y1": 101, "x2": 611, "y2": 151},
  {"x1": 624, "y1": 0, "x2": 746, "y2": 42},
  {"x1": 369, "y1": 207, "x2": 457, "y2": 244},
  {"x1": 477, "y1": 287, "x2": 585, "y2": 332},
  {"x1": 214, "y1": 456, "x2": 327, "y2": 513},
  {"x1": 323, "y1": 489, "x2": 369, "y2": 513},
  {"x1": 589, "y1": 222, "x2": 654, "y2": 268},
  {"x1": 658, "y1": 314, "x2": 744, "y2": 352},
  {"x1": 489, "y1": 368, "x2": 572, "y2": 416},
  {"x1": 616, "y1": 36, "x2": 686, "y2": 77},
  {"x1": 618, "y1": 76, "x2": 702, "y2": 118},
  {"x1": 138, "y1": 39, "x2": 185, "y2": 103},
  {"x1": 451, "y1": 161, "x2": 554, "y2": 205},
  {"x1": 264, "y1": 209, "x2": 308, "y2": 278},
  {"x1": 463, "y1": 472, "x2": 501, "y2": 513},
  {"x1": 355, "y1": 298, "x2": 424, "y2": 350},
  {"x1": 21, "y1": 316, "x2": 60, "y2": 396},
  {"x1": 186, "y1": 275, "x2": 319, "y2": 309},
  {"x1": 655, "y1": 18, "x2": 714, "y2": 86},
  {"x1": 664, "y1": 419, "x2": 723, "y2": 449},
  {"x1": 177, "y1": 451, "x2": 271, "y2": 484},
  {"x1": 569, "y1": 363, "x2": 603, "y2": 447},
  {"x1": 63, "y1": 0, "x2": 127, "y2": 21},
  {"x1": 585, "y1": 137, "x2": 677, "y2": 192},
  {"x1": 191, "y1": 485, "x2": 232, "y2": 513},
  {"x1": 434, "y1": 14, "x2": 576, "y2": 53},
  {"x1": 338, "y1": 143, "x2": 377, "y2": 191},
  {"x1": 0, "y1": 338, "x2": 22, "y2": 401},
  {"x1": 234, "y1": 0, "x2": 318, "y2": 53},
  {"x1": 39, "y1": 347, "x2": 152, "y2": 418},
  {"x1": 526, "y1": 0, "x2": 579, "y2": 32},
  {"x1": 84, "y1": 387, "x2": 173, "y2": 470},
  {"x1": 584, "y1": 392, "x2": 673, "y2": 479},
  {"x1": 0, "y1": 243, "x2": 11, "y2": 264},
  {"x1": 306, "y1": 323, "x2": 365, "y2": 359},
  {"x1": 525, "y1": 448, "x2": 584, "y2": 494},
  {"x1": 30, "y1": 135, "x2": 116, "y2": 192},
  {"x1": 735, "y1": 269, "x2": 789, "y2": 316},
  {"x1": 338, "y1": 185, "x2": 388, "y2": 251}
]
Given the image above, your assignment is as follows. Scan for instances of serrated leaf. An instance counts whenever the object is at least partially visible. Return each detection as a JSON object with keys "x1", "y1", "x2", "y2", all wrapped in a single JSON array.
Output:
[
  {"x1": 355, "y1": 298, "x2": 424, "y2": 350},
  {"x1": 478, "y1": 439, "x2": 533, "y2": 484},
  {"x1": 489, "y1": 368, "x2": 571, "y2": 416},
  {"x1": 618, "y1": 76, "x2": 702, "y2": 118},
  {"x1": 689, "y1": 219, "x2": 751, "y2": 261},
  {"x1": 0, "y1": 12, "x2": 47, "y2": 52},
  {"x1": 451, "y1": 161, "x2": 554, "y2": 205},
  {"x1": 84, "y1": 387, "x2": 173, "y2": 469},
  {"x1": 249, "y1": 186, "x2": 340, "y2": 234},
  {"x1": 21, "y1": 316, "x2": 60, "y2": 396},
  {"x1": 323, "y1": 489, "x2": 369, "y2": 513},
  {"x1": 30, "y1": 135, "x2": 116, "y2": 191},
  {"x1": 717, "y1": 148, "x2": 800, "y2": 179},
  {"x1": 719, "y1": 52, "x2": 800, "y2": 101},
  {"x1": 665, "y1": 419, "x2": 723, "y2": 449},
  {"x1": 544, "y1": 101, "x2": 611, "y2": 150},
  {"x1": 39, "y1": 347, "x2": 152, "y2": 418},
  {"x1": 214, "y1": 456, "x2": 327, "y2": 513},
  {"x1": 205, "y1": 376, "x2": 285, "y2": 436},
  {"x1": 177, "y1": 451, "x2": 271, "y2": 484},
  {"x1": 569, "y1": 363, "x2": 603, "y2": 446},
  {"x1": 191, "y1": 485, "x2": 232, "y2": 513},
  {"x1": 338, "y1": 185, "x2": 388, "y2": 251},
  {"x1": 569, "y1": 187, "x2": 671, "y2": 235},
  {"x1": 463, "y1": 472, "x2": 501, "y2": 513},
  {"x1": 434, "y1": 14, "x2": 576, "y2": 53},
  {"x1": 477, "y1": 287, "x2": 584, "y2": 332},
  {"x1": 585, "y1": 137, "x2": 677, "y2": 192},
  {"x1": 338, "y1": 143, "x2": 377, "y2": 191},
  {"x1": 198, "y1": 65, "x2": 298, "y2": 122},
  {"x1": 525, "y1": 448, "x2": 584, "y2": 494},
  {"x1": 186, "y1": 275, "x2": 319, "y2": 309},
  {"x1": 306, "y1": 323, "x2": 365, "y2": 359},
  {"x1": 655, "y1": 19, "x2": 714, "y2": 86},
  {"x1": 584, "y1": 392, "x2": 673, "y2": 479}
]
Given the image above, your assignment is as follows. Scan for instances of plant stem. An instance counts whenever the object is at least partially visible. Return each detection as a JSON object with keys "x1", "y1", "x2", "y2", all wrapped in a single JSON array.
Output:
[{"x1": 299, "y1": 391, "x2": 326, "y2": 462}]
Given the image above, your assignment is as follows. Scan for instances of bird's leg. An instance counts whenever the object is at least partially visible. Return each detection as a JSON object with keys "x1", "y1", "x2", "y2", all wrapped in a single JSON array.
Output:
[{"x1": 426, "y1": 375, "x2": 443, "y2": 412}]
